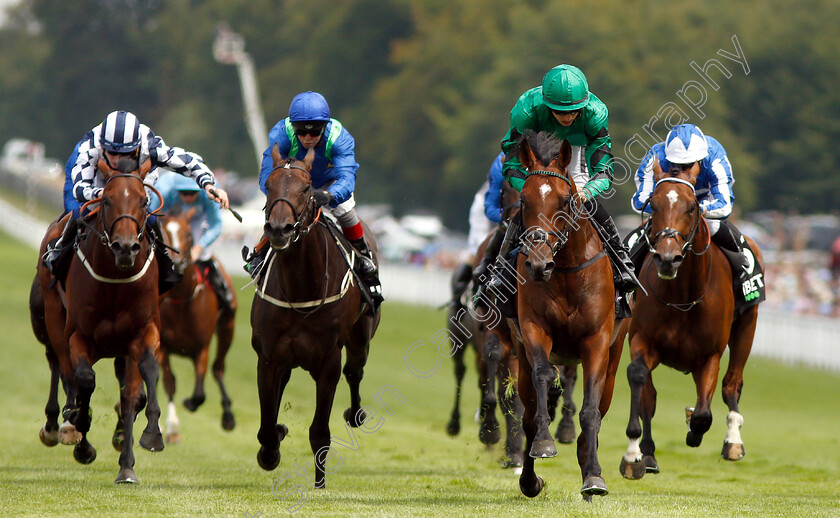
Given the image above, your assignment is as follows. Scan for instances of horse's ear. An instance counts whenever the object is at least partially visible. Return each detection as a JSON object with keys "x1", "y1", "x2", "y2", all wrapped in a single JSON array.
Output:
[
  {"x1": 557, "y1": 139, "x2": 572, "y2": 171},
  {"x1": 517, "y1": 131, "x2": 536, "y2": 171},
  {"x1": 303, "y1": 146, "x2": 315, "y2": 170},
  {"x1": 97, "y1": 159, "x2": 115, "y2": 180},
  {"x1": 652, "y1": 157, "x2": 666, "y2": 182},
  {"x1": 271, "y1": 142, "x2": 283, "y2": 165},
  {"x1": 138, "y1": 158, "x2": 152, "y2": 180}
]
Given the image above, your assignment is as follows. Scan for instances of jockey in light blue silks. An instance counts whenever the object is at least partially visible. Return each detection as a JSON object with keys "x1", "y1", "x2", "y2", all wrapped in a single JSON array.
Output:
[
  {"x1": 629, "y1": 123, "x2": 765, "y2": 304},
  {"x1": 245, "y1": 91, "x2": 383, "y2": 310},
  {"x1": 151, "y1": 172, "x2": 234, "y2": 312},
  {"x1": 450, "y1": 152, "x2": 506, "y2": 304}
]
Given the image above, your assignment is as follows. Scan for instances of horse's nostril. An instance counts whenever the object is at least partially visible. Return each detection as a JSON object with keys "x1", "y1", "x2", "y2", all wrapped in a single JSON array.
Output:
[
  {"x1": 544, "y1": 261, "x2": 555, "y2": 274},
  {"x1": 130, "y1": 243, "x2": 141, "y2": 253},
  {"x1": 282, "y1": 224, "x2": 295, "y2": 236}
]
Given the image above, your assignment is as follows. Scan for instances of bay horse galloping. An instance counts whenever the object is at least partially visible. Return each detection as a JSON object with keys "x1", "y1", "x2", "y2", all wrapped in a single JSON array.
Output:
[
  {"x1": 619, "y1": 166, "x2": 762, "y2": 479},
  {"x1": 510, "y1": 130, "x2": 627, "y2": 500},
  {"x1": 252, "y1": 145, "x2": 380, "y2": 488},
  {"x1": 37, "y1": 156, "x2": 165, "y2": 484},
  {"x1": 158, "y1": 209, "x2": 237, "y2": 443}
]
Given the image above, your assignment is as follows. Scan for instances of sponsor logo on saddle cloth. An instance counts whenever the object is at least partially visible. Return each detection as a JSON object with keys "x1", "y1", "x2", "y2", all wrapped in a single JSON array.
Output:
[{"x1": 738, "y1": 243, "x2": 764, "y2": 303}]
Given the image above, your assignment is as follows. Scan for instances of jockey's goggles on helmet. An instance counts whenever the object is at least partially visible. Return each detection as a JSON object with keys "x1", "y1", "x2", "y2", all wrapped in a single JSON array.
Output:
[
  {"x1": 293, "y1": 121, "x2": 326, "y2": 137},
  {"x1": 550, "y1": 107, "x2": 581, "y2": 116},
  {"x1": 669, "y1": 161, "x2": 698, "y2": 173}
]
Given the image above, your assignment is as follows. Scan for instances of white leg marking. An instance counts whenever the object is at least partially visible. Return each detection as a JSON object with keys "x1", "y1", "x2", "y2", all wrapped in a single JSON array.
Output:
[
  {"x1": 725, "y1": 410, "x2": 744, "y2": 445},
  {"x1": 623, "y1": 437, "x2": 643, "y2": 463},
  {"x1": 166, "y1": 401, "x2": 180, "y2": 436}
]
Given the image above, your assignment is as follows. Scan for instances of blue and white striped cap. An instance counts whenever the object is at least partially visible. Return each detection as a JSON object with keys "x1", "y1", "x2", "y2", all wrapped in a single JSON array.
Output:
[
  {"x1": 664, "y1": 124, "x2": 709, "y2": 164},
  {"x1": 100, "y1": 110, "x2": 141, "y2": 153}
]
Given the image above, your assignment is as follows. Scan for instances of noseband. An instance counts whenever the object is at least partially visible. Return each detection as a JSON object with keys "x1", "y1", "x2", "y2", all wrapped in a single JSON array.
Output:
[
  {"x1": 519, "y1": 170, "x2": 579, "y2": 258},
  {"x1": 265, "y1": 162, "x2": 319, "y2": 244},
  {"x1": 643, "y1": 177, "x2": 706, "y2": 256}
]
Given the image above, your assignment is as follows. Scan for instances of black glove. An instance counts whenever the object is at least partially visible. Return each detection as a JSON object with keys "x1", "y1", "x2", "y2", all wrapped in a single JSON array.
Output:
[{"x1": 313, "y1": 190, "x2": 333, "y2": 207}]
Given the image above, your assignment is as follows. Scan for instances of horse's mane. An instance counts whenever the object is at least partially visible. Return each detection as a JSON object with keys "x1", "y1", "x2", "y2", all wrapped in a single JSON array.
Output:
[{"x1": 509, "y1": 129, "x2": 567, "y2": 169}]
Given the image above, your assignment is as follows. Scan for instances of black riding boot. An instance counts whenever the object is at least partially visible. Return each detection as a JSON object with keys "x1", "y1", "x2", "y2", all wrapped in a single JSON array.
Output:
[
  {"x1": 198, "y1": 258, "x2": 234, "y2": 313},
  {"x1": 625, "y1": 223, "x2": 648, "y2": 277},
  {"x1": 472, "y1": 227, "x2": 504, "y2": 294},
  {"x1": 450, "y1": 262, "x2": 473, "y2": 306},
  {"x1": 43, "y1": 215, "x2": 79, "y2": 274},
  {"x1": 149, "y1": 219, "x2": 183, "y2": 294},
  {"x1": 587, "y1": 201, "x2": 642, "y2": 295},
  {"x1": 350, "y1": 236, "x2": 384, "y2": 315}
]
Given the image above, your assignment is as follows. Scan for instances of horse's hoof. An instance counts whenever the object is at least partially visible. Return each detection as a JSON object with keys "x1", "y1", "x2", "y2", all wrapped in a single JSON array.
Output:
[
  {"x1": 140, "y1": 430, "x2": 165, "y2": 452},
  {"x1": 519, "y1": 473, "x2": 544, "y2": 498},
  {"x1": 555, "y1": 419, "x2": 576, "y2": 444},
  {"x1": 112, "y1": 431, "x2": 124, "y2": 452},
  {"x1": 686, "y1": 430, "x2": 704, "y2": 447},
  {"x1": 40, "y1": 426, "x2": 59, "y2": 447},
  {"x1": 721, "y1": 441, "x2": 745, "y2": 461},
  {"x1": 166, "y1": 433, "x2": 182, "y2": 445},
  {"x1": 501, "y1": 453, "x2": 524, "y2": 469},
  {"x1": 479, "y1": 424, "x2": 501, "y2": 445},
  {"x1": 344, "y1": 407, "x2": 366, "y2": 427},
  {"x1": 529, "y1": 439, "x2": 557, "y2": 458},
  {"x1": 221, "y1": 412, "x2": 236, "y2": 431},
  {"x1": 257, "y1": 447, "x2": 280, "y2": 471},
  {"x1": 620, "y1": 457, "x2": 646, "y2": 479},
  {"x1": 644, "y1": 455, "x2": 660, "y2": 473},
  {"x1": 115, "y1": 468, "x2": 139, "y2": 484},
  {"x1": 182, "y1": 397, "x2": 200, "y2": 412},
  {"x1": 59, "y1": 423, "x2": 82, "y2": 445},
  {"x1": 73, "y1": 443, "x2": 97, "y2": 465},
  {"x1": 446, "y1": 419, "x2": 460, "y2": 437},
  {"x1": 277, "y1": 424, "x2": 289, "y2": 442},
  {"x1": 581, "y1": 476, "x2": 608, "y2": 498}
]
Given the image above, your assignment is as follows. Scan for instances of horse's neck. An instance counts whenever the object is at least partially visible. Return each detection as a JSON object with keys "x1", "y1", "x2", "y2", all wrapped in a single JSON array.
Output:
[
  {"x1": 555, "y1": 215, "x2": 599, "y2": 267},
  {"x1": 269, "y1": 226, "x2": 330, "y2": 287}
]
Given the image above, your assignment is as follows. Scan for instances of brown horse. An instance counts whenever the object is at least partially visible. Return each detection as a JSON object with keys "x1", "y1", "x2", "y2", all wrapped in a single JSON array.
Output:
[
  {"x1": 37, "y1": 156, "x2": 165, "y2": 484},
  {"x1": 158, "y1": 209, "x2": 237, "y2": 443},
  {"x1": 619, "y1": 165, "x2": 762, "y2": 479},
  {"x1": 252, "y1": 145, "x2": 380, "y2": 488},
  {"x1": 508, "y1": 130, "x2": 627, "y2": 500}
]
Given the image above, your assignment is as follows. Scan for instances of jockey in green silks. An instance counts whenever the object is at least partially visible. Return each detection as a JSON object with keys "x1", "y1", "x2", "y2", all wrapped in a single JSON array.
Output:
[{"x1": 474, "y1": 64, "x2": 640, "y2": 316}]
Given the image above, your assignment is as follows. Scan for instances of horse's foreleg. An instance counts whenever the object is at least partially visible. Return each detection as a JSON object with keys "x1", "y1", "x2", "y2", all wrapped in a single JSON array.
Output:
[
  {"x1": 719, "y1": 308, "x2": 757, "y2": 461},
  {"x1": 155, "y1": 350, "x2": 180, "y2": 444},
  {"x1": 116, "y1": 361, "x2": 142, "y2": 483},
  {"x1": 184, "y1": 346, "x2": 208, "y2": 412},
  {"x1": 446, "y1": 331, "x2": 468, "y2": 437},
  {"x1": 516, "y1": 350, "x2": 543, "y2": 498},
  {"x1": 70, "y1": 352, "x2": 97, "y2": 465},
  {"x1": 213, "y1": 313, "x2": 236, "y2": 431},
  {"x1": 479, "y1": 332, "x2": 501, "y2": 445},
  {"x1": 555, "y1": 365, "x2": 578, "y2": 444},
  {"x1": 522, "y1": 340, "x2": 556, "y2": 460},
  {"x1": 138, "y1": 345, "x2": 165, "y2": 453},
  {"x1": 687, "y1": 354, "x2": 722, "y2": 448},
  {"x1": 343, "y1": 324, "x2": 371, "y2": 427},
  {"x1": 311, "y1": 349, "x2": 342, "y2": 489},
  {"x1": 40, "y1": 351, "x2": 61, "y2": 447},
  {"x1": 256, "y1": 354, "x2": 290, "y2": 471},
  {"x1": 577, "y1": 337, "x2": 612, "y2": 500}
]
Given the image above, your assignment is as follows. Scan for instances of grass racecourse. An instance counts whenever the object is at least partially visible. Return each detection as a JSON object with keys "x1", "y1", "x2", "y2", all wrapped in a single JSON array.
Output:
[{"x1": 0, "y1": 230, "x2": 839, "y2": 517}]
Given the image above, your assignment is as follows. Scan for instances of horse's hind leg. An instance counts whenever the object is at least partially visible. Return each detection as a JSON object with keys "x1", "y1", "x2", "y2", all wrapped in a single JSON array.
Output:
[
  {"x1": 40, "y1": 350, "x2": 61, "y2": 447},
  {"x1": 555, "y1": 365, "x2": 577, "y2": 444},
  {"x1": 687, "y1": 354, "x2": 722, "y2": 448},
  {"x1": 446, "y1": 312, "x2": 469, "y2": 436},
  {"x1": 311, "y1": 349, "x2": 342, "y2": 489},
  {"x1": 479, "y1": 332, "x2": 502, "y2": 445},
  {"x1": 343, "y1": 322, "x2": 371, "y2": 427},
  {"x1": 138, "y1": 347, "x2": 165, "y2": 453},
  {"x1": 157, "y1": 351, "x2": 181, "y2": 444},
  {"x1": 184, "y1": 346, "x2": 208, "y2": 412},
  {"x1": 213, "y1": 312, "x2": 236, "y2": 431},
  {"x1": 720, "y1": 307, "x2": 757, "y2": 461},
  {"x1": 499, "y1": 366, "x2": 524, "y2": 470}
]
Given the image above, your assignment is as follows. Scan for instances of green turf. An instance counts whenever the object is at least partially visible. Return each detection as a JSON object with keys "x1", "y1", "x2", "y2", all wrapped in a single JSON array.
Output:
[{"x1": 0, "y1": 231, "x2": 838, "y2": 517}]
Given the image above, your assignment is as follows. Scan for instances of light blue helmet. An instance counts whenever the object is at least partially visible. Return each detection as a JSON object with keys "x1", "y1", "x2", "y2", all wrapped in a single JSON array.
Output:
[
  {"x1": 171, "y1": 174, "x2": 202, "y2": 193},
  {"x1": 664, "y1": 124, "x2": 709, "y2": 164},
  {"x1": 288, "y1": 91, "x2": 330, "y2": 122}
]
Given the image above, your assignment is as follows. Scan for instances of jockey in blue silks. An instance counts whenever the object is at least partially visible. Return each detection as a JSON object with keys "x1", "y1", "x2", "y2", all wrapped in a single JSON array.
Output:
[
  {"x1": 150, "y1": 172, "x2": 234, "y2": 312},
  {"x1": 630, "y1": 123, "x2": 764, "y2": 302},
  {"x1": 44, "y1": 110, "x2": 229, "y2": 292},
  {"x1": 246, "y1": 91, "x2": 382, "y2": 310},
  {"x1": 450, "y1": 152, "x2": 507, "y2": 305}
]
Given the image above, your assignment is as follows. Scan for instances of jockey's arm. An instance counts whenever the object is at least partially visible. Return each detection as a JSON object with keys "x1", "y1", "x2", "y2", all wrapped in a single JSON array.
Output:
[{"x1": 324, "y1": 131, "x2": 358, "y2": 205}]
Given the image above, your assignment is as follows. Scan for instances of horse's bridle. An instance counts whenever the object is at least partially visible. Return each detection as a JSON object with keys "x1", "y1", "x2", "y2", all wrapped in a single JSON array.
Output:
[
  {"x1": 265, "y1": 161, "x2": 319, "y2": 244},
  {"x1": 97, "y1": 173, "x2": 160, "y2": 249},
  {"x1": 642, "y1": 177, "x2": 709, "y2": 257},
  {"x1": 519, "y1": 170, "x2": 582, "y2": 259}
]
